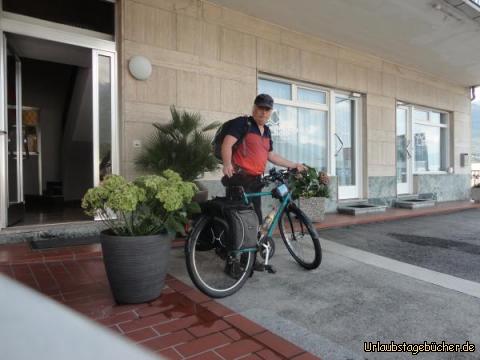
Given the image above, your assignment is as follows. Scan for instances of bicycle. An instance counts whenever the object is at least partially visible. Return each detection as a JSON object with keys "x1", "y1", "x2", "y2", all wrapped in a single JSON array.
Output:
[{"x1": 185, "y1": 167, "x2": 322, "y2": 298}]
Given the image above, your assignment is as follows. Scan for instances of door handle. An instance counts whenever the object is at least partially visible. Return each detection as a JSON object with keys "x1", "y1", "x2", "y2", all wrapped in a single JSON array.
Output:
[
  {"x1": 406, "y1": 140, "x2": 412, "y2": 159},
  {"x1": 334, "y1": 133, "x2": 344, "y2": 157},
  {"x1": 0, "y1": 130, "x2": 7, "y2": 135}
]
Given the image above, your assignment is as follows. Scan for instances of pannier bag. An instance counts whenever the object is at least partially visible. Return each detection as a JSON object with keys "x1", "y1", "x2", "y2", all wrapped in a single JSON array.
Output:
[{"x1": 201, "y1": 197, "x2": 259, "y2": 251}]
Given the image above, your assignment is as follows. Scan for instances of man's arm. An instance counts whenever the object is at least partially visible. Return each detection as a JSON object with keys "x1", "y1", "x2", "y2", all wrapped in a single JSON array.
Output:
[
  {"x1": 221, "y1": 135, "x2": 238, "y2": 177},
  {"x1": 268, "y1": 152, "x2": 306, "y2": 171}
]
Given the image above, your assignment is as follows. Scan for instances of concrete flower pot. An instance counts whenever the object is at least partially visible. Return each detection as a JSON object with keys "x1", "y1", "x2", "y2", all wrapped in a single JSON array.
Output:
[
  {"x1": 296, "y1": 197, "x2": 326, "y2": 223},
  {"x1": 193, "y1": 180, "x2": 209, "y2": 203},
  {"x1": 192, "y1": 190, "x2": 208, "y2": 203},
  {"x1": 101, "y1": 230, "x2": 173, "y2": 304},
  {"x1": 471, "y1": 187, "x2": 480, "y2": 203}
]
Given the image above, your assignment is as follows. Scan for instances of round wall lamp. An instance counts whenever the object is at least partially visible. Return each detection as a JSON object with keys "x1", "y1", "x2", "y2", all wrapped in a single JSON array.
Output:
[{"x1": 128, "y1": 55, "x2": 152, "y2": 81}]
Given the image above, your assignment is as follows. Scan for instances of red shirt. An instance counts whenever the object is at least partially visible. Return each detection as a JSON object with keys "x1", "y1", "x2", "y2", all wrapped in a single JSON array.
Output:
[{"x1": 227, "y1": 117, "x2": 273, "y2": 176}]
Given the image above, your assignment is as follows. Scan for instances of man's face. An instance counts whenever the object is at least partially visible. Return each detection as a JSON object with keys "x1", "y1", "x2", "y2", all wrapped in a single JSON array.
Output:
[{"x1": 252, "y1": 105, "x2": 273, "y2": 126}]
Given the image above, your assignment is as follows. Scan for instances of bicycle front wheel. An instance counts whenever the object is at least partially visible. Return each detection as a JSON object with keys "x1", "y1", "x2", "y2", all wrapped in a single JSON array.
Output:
[
  {"x1": 279, "y1": 203, "x2": 322, "y2": 269},
  {"x1": 185, "y1": 215, "x2": 255, "y2": 298}
]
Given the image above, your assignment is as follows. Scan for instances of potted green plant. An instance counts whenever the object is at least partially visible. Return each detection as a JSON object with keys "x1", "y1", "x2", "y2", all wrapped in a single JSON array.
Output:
[
  {"x1": 81, "y1": 170, "x2": 199, "y2": 304},
  {"x1": 472, "y1": 183, "x2": 480, "y2": 203},
  {"x1": 289, "y1": 165, "x2": 331, "y2": 222},
  {"x1": 135, "y1": 106, "x2": 221, "y2": 203}
]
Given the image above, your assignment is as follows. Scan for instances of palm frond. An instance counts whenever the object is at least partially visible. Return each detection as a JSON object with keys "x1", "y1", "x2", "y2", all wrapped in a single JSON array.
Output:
[
  {"x1": 135, "y1": 106, "x2": 220, "y2": 181},
  {"x1": 202, "y1": 121, "x2": 222, "y2": 132}
]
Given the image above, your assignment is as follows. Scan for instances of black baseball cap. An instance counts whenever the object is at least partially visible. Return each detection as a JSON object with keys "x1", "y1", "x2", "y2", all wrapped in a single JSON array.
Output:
[{"x1": 254, "y1": 93, "x2": 274, "y2": 109}]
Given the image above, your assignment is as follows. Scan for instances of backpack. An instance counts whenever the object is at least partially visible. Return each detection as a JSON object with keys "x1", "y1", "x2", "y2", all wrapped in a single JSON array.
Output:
[
  {"x1": 200, "y1": 197, "x2": 258, "y2": 252},
  {"x1": 212, "y1": 116, "x2": 251, "y2": 162}
]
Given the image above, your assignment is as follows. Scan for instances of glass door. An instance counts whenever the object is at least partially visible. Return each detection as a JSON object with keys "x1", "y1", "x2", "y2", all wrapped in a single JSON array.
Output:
[
  {"x1": 334, "y1": 94, "x2": 360, "y2": 199},
  {"x1": 4, "y1": 36, "x2": 24, "y2": 226},
  {"x1": 92, "y1": 50, "x2": 118, "y2": 187},
  {"x1": 396, "y1": 105, "x2": 412, "y2": 195}
]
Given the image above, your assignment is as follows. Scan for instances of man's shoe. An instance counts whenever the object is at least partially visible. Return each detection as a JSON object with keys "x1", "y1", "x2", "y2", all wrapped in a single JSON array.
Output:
[
  {"x1": 224, "y1": 260, "x2": 242, "y2": 280},
  {"x1": 253, "y1": 261, "x2": 265, "y2": 272}
]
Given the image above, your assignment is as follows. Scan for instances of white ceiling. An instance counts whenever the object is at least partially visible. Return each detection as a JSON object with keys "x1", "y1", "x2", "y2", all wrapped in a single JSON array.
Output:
[{"x1": 209, "y1": 0, "x2": 480, "y2": 87}]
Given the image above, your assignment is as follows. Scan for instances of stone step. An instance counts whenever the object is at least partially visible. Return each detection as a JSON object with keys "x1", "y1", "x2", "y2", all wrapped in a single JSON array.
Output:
[
  {"x1": 337, "y1": 200, "x2": 387, "y2": 216},
  {"x1": 0, "y1": 221, "x2": 105, "y2": 245},
  {"x1": 394, "y1": 198, "x2": 436, "y2": 209}
]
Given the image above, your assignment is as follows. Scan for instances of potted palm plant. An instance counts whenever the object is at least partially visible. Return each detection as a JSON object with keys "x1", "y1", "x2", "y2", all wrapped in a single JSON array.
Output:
[
  {"x1": 81, "y1": 170, "x2": 199, "y2": 304},
  {"x1": 289, "y1": 165, "x2": 331, "y2": 222},
  {"x1": 135, "y1": 106, "x2": 221, "y2": 203}
]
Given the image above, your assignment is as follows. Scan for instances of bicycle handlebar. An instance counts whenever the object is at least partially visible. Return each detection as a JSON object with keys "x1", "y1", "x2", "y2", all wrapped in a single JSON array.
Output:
[{"x1": 261, "y1": 167, "x2": 298, "y2": 185}]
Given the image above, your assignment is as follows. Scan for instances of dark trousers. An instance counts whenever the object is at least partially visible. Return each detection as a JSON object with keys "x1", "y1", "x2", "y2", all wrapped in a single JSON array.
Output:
[{"x1": 221, "y1": 173, "x2": 264, "y2": 223}]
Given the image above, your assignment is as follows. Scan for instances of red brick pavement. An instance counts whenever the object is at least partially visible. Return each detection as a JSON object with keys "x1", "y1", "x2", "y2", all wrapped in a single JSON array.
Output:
[{"x1": 0, "y1": 244, "x2": 321, "y2": 360}]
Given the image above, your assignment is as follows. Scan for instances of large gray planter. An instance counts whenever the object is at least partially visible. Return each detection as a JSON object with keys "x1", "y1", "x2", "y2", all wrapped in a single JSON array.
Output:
[
  {"x1": 193, "y1": 180, "x2": 209, "y2": 203},
  {"x1": 192, "y1": 190, "x2": 208, "y2": 204},
  {"x1": 101, "y1": 231, "x2": 173, "y2": 304},
  {"x1": 472, "y1": 187, "x2": 480, "y2": 203},
  {"x1": 296, "y1": 197, "x2": 326, "y2": 222}
]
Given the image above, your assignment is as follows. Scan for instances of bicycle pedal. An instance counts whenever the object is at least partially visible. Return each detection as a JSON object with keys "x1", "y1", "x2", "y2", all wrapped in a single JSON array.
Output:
[{"x1": 265, "y1": 265, "x2": 276, "y2": 274}]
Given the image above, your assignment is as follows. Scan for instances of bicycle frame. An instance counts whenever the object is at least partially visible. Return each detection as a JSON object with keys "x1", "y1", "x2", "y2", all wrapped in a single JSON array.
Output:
[{"x1": 242, "y1": 189, "x2": 292, "y2": 239}]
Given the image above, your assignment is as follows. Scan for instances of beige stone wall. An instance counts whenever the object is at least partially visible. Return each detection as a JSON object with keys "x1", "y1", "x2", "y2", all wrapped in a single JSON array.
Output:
[{"x1": 120, "y1": 0, "x2": 472, "y2": 183}]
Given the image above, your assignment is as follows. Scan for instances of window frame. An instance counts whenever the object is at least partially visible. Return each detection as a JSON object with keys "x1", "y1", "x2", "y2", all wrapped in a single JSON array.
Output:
[
  {"x1": 411, "y1": 105, "x2": 450, "y2": 175},
  {"x1": 258, "y1": 74, "x2": 363, "y2": 200},
  {"x1": 259, "y1": 74, "x2": 330, "y2": 111},
  {"x1": 258, "y1": 75, "x2": 331, "y2": 173}
]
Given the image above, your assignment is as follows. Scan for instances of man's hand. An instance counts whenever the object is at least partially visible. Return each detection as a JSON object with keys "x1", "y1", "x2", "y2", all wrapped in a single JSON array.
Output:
[
  {"x1": 268, "y1": 152, "x2": 307, "y2": 172},
  {"x1": 223, "y1": 163, "x2": 235, "y2": 178},
  {"x1": 294, "y1": 163, "x2": 307, "y2": 172}
]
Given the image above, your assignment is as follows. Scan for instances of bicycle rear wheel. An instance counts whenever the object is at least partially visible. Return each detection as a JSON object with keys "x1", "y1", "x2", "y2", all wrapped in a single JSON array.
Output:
[
  {"x1": 185, "y1": 215, "x2": 255, "y2": 298},
  {"x1": 279, "y1": 203, "x2": 322, "y2": 269}
]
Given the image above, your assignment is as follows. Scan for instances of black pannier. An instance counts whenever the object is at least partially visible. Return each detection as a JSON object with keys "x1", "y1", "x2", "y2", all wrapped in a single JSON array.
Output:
[{"x1": 200, "y1": 197, "x2": 258, "y2": 251}]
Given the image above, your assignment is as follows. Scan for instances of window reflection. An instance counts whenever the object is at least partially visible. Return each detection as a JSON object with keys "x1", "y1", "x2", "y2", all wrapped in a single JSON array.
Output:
[
  {"x1": 258, "y1": 79, "x2": 291, "y2": 100},
  {"x1": 268, "y1": 104, "x2": 327, "y2": 171},
  {"x1": 98, "y1": 55, "x2": 112, "y2": 181}
]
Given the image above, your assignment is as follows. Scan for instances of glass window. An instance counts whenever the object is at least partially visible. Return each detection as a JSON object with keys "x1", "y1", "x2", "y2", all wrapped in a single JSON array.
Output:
[
  {"x1": 258, "y1": 79, "x2": 291, "y2": 100},
  {"x1": 268, "y1": 105, "x2": 327, "y2": 172},
  {"x1": 269, "y1": 104, "x2": 298, "y2": 164},
  {"x1": 298, "y1": 88, "x2": 326, "y2": 104},
  {"x1": 98, "y1": 55, "x2": 112, "y2": 181},
  {"x1": 412, "y1": 108, "x2": 449, "y2": 173},
  {"x1": 396, "y1": 108, "x2": 408, "y2": 184},
  {"x1": 430, "y1": 112, "x2": 441, "y2": 125},
  {"x1": 413, "y1": 123, "x2": 448, "y2": 172},
  {"x1": 298, "y1": 108, "x2": 328, "y2": 171},
  {"x1": 414, "y1": 109, "x2": 428, "y2": 122},
  {"x1": 335, "y1": 98, "x2": 355, "y2": 186},
  {"x1": 259, "y1": 77, "x2": 348, "y2": 175}
]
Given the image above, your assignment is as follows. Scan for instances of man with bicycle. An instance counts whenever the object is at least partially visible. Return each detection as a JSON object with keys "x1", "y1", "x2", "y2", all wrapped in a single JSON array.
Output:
[
  {"x1": 184, "y1": 95, "x2": 320, "y2": 293},
  {"x1": 221, "y1": 93, "x2": 306, "y2": 223}
]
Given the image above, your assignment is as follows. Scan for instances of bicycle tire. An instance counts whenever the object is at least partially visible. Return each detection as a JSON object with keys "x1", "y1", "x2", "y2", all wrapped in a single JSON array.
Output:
[
  {"x1": 185, "y1": 215, "x2": 255, "y2": 298},
  {"x1": 279, "y1": 203, "x2": 322, "y2": 269}
]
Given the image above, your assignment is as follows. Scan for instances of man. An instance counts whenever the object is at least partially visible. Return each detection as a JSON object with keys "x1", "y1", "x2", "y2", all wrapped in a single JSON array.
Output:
[{"x1": 221, "y1": 93, "x2": 306, "y2": 223}]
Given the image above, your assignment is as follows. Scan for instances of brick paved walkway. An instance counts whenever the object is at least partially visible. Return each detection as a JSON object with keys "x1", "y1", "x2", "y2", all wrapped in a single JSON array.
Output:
[{"x1": 0, "y1": 244, "x2": 320, "y2": 360}]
